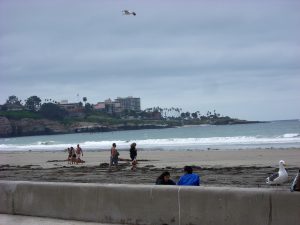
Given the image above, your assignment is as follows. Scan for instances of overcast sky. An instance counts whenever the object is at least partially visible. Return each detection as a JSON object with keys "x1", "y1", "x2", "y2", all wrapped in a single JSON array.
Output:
[{"x1": 1, "y1": 0, "x2": 299, "y2": 121}]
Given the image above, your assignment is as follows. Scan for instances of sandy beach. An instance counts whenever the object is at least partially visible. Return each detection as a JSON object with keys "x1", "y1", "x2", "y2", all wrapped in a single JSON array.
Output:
[{"x1": 1, "y1": 148, "x2": 299, "y2": 188}]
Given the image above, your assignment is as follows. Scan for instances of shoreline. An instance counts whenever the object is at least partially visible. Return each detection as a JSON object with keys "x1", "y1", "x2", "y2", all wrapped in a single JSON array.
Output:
[
  {"x1": 1, "y1": 148, "x2": 299, "y2": 168},
  {"x1": 1, "y1": 147, "x2": 300, "y2": 166},
  {"x1": 2, "y1": 146, "x2": 300, "y2": 151},
  {"x1": 0, "y1": 148, "x2": 299, "y2": 188}
]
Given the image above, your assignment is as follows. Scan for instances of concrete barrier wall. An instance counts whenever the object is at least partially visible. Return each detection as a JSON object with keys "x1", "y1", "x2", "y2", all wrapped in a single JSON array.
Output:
[{"x1": 0, "y1": 180, "x2": 300, "y2": 225}]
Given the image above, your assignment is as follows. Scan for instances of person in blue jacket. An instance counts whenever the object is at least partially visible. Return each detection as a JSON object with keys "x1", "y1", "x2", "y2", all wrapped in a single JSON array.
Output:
[{"x1": 177, "y1": 166, "x2": 200, "y2": 186}]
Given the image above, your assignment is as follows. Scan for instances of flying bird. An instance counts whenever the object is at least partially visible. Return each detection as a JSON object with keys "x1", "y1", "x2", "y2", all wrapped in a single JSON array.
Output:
[
  {"x1": 266, "y1": 160, "x2": 288, "y2": 185},
  {"x1": 122, "y1": 10, "x2": 136, "y2": 16}
]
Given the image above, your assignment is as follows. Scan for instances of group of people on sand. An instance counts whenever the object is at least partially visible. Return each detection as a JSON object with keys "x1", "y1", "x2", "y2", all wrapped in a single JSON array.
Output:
[
  {"x1": 66, "y1": 142, "x2": 137, "y2": 169},
  {"x1": 156, "y1": 166, "x2": 200, "y2": 186},
  {"x1": 109, "y1": 142, "x2": 200, "y2": 185},
  {"x1": 110, "y1": 142, "x2": 137, "y2": 170},
  {"x1": 67, "y1": 144, "x2": 84, "y2": 164},
  {"x1": 65, "y1": 143, "x2": 300, "y2": 191}
]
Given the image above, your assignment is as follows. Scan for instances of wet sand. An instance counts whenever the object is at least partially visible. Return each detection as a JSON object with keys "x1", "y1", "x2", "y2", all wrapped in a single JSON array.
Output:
[{"x1": 0, "y1": 148, "x2": 299, "y2": 188}]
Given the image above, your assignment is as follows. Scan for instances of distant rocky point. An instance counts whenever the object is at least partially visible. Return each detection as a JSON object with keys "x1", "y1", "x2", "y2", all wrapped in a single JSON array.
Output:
[{"x1": 0, "y1": 116, "x2": 261, "y2": 138}]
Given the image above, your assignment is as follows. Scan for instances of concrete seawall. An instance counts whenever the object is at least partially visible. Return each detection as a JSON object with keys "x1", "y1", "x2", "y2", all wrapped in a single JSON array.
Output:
[{"x1": 0, "y1": 181, "x2": 299, "y2": 225}]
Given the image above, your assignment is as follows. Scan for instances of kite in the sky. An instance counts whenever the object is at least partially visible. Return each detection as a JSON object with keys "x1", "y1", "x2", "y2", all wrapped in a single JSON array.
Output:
[{"x1": 122, "y1": 10, "x2": 136, "y2": 16}]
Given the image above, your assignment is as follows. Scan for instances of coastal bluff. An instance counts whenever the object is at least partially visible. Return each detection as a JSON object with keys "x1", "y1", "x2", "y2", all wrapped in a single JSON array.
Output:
[
  {"x1": 0, "y1": 117, "x2": 12, "y2": 137},
  {"x1": 0, "y1": 116, "x2": 170, "y2": 138},
  {"x1": 0, "y1": 116, "x2": 67, "y2": 137},
  {"x1": 1, "y1": 181, "x2": 299, "y2": 225}
]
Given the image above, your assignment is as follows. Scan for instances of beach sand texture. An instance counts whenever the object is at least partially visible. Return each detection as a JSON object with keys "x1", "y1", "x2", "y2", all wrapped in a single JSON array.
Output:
[{"x1": 1, "y1": 148, "x2": 299, "y2": 188}]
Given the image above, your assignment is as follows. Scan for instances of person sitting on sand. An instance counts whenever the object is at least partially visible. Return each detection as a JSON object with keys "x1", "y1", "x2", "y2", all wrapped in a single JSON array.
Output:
[
  {"x1": 177, "y1": 166, "x2": 200, "y2": 186},
  {"x1": 156, "y1": 171, "x2": 176, "y2": 185},
  {"x1": 129, "y1": 142, "x2": 137, "y2": 170},
  {"x1": 110, "y1": 143, "x2": 119, "y2": 167}
]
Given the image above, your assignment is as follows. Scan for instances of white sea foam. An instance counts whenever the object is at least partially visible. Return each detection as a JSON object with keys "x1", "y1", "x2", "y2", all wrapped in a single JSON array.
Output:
[
  {"x1": 1, "y1": 135, "x2": 300, "y2": 151},
  {"x1": 282, "y1": 133, "x2": 299, "y2": 138},
  {"x1": 37, "y1": 141, "x2": 56, "y2": 145}
]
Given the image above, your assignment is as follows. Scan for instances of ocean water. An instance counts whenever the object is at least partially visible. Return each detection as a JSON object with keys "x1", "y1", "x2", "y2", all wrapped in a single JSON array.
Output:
[{"x1": 0, "y1": 120, "x2": 299, "y2": 152}]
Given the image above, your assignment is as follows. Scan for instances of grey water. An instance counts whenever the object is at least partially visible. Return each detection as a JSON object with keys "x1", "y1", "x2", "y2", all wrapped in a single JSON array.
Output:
[{"x1": 0, "y1": 120, "x2": 299, "y2": 151}]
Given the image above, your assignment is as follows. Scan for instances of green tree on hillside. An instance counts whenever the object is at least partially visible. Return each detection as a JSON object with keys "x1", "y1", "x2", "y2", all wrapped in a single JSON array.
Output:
[
  {"x1": 84, "y1": 103, "x2": 92, "y2": 113},
  {"x1": 6, "y1": 95, "x2": 22, "y2": 105},
  {"x1": 191, "y1": 112, "x2": 198, "y2": 119},
  {"x1": 25, "y1": 96, "x2": 41, "y2": 112},
  {"x1": 39, "y1": 103, "x2": 68, "y2": 120},
  {"x1": 180, "y1": 112, "x2": 186, "y2": 119}
]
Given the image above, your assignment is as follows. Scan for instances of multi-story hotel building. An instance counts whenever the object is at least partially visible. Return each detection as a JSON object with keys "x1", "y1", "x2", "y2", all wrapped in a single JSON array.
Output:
[
  {"x1": 93, "y1": 96, "x2": 141, "y2": 114},
  {"x1": 115, "y1": 96, "x2": 141, "y2": 112}
]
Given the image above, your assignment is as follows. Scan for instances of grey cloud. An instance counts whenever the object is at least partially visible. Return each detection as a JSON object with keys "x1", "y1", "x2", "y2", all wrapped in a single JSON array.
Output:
[{"x1": 1, "y1": 0, "x2": 300, "y2": 120}]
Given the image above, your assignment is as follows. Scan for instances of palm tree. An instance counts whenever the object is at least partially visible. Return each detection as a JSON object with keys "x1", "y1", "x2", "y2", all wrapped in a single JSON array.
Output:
[
  {"x1": 207, "y1": 111, "x2": 211, "y2": 117},
  {"x1": 176, "y1": 108, "x2": 180, "y2": 118},
  {"x1": 197, "y1": 111, "x2": 201, "y2": 118}
]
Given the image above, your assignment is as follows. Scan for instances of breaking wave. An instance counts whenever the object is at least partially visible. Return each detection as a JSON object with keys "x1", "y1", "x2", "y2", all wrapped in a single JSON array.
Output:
[{"x1": 1, "y1": 134, "x2": 300, "y2": 151}]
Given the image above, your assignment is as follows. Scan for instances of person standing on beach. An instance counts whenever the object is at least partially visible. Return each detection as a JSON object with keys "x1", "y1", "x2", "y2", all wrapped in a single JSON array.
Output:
[
  {"x1": 177, "y1": 166, "x2": 200, "y2": 186},
  {"x1": 110, "y1": 143, "x2": 119, "y2": 167},
  {"x1": 76, "y1": 144, "x2": 83, "y2": 162},
  {"x1": 67, "y1": 147, "x2": 72, "y2": 164},
  {"x1": 71, "y1": 147, "x2": 76, "y2": 164},
  {"x1": 129, "y1": 142, "x2": 137, "y2": 170}
]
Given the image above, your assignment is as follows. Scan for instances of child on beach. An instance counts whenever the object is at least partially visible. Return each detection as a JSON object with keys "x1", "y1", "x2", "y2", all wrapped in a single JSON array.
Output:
[
  {"x1": 177, "y1": 166, "x2": 200, "y2": 186},
  {"x1": 71, "y1": 147, "x2": 76, "y2": 164},
  {"x1": 67, "y1": 147, "x2": 72, "y2": 164},
  {"x1": 129, "y1": 142, "x2": 137, "y2": 170},
  {"x1": 110, "y1": 143, "x2": 119, "y2": 168}
]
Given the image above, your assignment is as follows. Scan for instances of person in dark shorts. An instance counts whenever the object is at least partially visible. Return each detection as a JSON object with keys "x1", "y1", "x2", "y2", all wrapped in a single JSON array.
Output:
[
  {"x1": 71, "y1": 147, "x2": 76, "y2": 164},
  {"x1": 129, "y1": 142, "x2": 137, "y2": 170}
]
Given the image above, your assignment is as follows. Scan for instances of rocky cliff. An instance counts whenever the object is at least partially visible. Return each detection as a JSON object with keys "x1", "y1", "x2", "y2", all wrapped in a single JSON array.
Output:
[
  {"x1": 0, "y1": 117, "x2": 13, "y2": 137},
  {"x1": 0, "y1": 117, "x2": 171, "y2": 138},
  {"x1": 0, "y1": 117, "x2": 69, "y2": 137}
]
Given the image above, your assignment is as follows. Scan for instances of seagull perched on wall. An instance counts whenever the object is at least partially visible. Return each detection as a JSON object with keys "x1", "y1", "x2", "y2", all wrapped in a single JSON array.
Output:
[
  {"x1": 122, "y1": 10, "x2": 136, "y2": 16},
  {"x1": 266, "y1": 160, "x2": 288, "y2": 185}
]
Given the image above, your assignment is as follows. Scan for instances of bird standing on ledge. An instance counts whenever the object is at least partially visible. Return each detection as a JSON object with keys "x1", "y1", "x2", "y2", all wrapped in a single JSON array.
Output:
[{"x1": 266, "y1": 160, "x2": 288, "y2": 185}]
